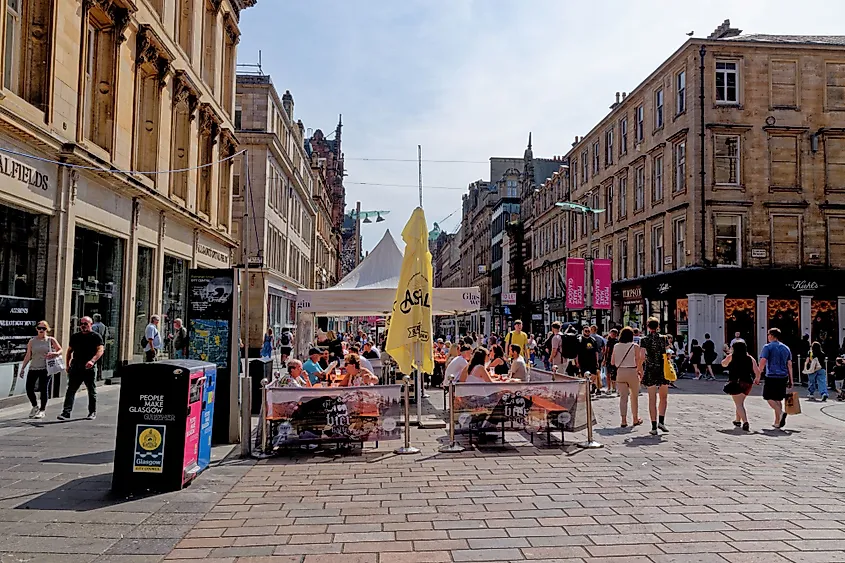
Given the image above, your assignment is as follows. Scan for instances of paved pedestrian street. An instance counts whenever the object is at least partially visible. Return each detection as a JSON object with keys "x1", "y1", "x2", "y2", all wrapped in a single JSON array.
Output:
[{"x1": 2, "y1": 381, "x2": 845, "y2": 562}]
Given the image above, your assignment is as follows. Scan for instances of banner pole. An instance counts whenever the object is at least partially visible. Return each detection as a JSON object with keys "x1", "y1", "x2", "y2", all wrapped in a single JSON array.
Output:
[
  {"x1": 239, "y1": 376, "x2": 252, "y2": 457},
  {"x1": 439, "y1": 381, "x2": 465, "y2": 453},
  {"x1": 577, "y1": 376, "x2": 604, "y2": 449},
  {"x1": 260, "y1": 378, "x2": 269, "y2": 453},
  {"x1": 395, "y1": 375, "x2": 420, "y2": 454}
]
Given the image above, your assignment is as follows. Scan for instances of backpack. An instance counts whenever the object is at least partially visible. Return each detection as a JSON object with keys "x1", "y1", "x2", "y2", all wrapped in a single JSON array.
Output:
[
  {"x1": 280, "y1": 332, "x2": 291, "y2": 346},
  {"x1": 543, "y1": 334, "x2": 554, "y2": 356},
  {"x1": 140, "y1": 327, "x2": 150, "y2": 349}
]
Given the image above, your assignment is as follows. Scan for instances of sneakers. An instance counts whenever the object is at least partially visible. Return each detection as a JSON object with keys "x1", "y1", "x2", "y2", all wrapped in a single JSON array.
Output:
[
  {"x1": 822, "y1": 395, "x2": 828, "y2": 402},
  {"x1": 732, "y1": 420, "x2": 742, "y2": 427},
  {"x1": 56, "y1": 412, "x2": 70, "y2": 421},
  {"x1": 86, "y1": 412, "x2": 97, "y2": 420},
  {"x1": 649, "y1": 428, "x2": 659, "y2": 436},
  {"x1": 28, "y1": 406, "x2": 39, "y2": 418},
  {"x1": 657, "y1": 423, "x2": 669, "y2": 433}
]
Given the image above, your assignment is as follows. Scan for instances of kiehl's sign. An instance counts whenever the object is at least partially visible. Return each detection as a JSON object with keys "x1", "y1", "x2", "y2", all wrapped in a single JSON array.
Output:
[{"x1": 0, "y1": 154, "x2": 50, "y2": 190}]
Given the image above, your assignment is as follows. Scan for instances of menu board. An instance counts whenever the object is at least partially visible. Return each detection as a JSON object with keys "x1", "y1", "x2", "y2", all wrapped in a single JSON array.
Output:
[{"x1": 0, "y1": 296, "x2": 43, "y2": 365}]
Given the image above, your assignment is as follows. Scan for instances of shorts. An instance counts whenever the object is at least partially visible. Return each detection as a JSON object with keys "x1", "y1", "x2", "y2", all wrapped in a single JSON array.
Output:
[
  {"x1": 763, "y1": 377, "x2": 789, "y2": 401},
  {"x1": 608, "y1": 365, "x2": 618, "y2": 381},
  {"x1": 836, "y1": 379, "x2": 845, "y2": 392}
]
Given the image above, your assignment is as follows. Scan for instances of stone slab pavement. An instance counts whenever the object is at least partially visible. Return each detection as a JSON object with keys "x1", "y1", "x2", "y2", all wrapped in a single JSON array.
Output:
[
  {"x1": 162, "y1": 379, "x2": 845, "y2": 563},
  {"x1": 0, "y1": 383, "x2": 255, "y2": 563}
]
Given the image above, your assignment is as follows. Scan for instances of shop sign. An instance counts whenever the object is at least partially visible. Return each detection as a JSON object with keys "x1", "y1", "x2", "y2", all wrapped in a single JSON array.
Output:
[
  {"x1": 622, "y1": 286, "x2": 643, "y2": 303},
  {"x1": 462, "y1": 290, "x2": 480, "y2": 307},
  {"x1": 0, "y1": 296, "x2": 44, "y2": 364},
  {"x1": 502, "y1": 292, "x2": 516, "y2": 305},
  {"x1": 657, "y1": 283, "x2": 671, "y2": 294},
  {"x1": 752, "y1": 249, "x2": 768, "y2": 259},
  {"x1": 531, "y1": 314, "x2": 543, "y2": 320},
  {"x1": 196, "y1": 243, "x2": 229, "y2": 266},
  {"x1": 786, "y1": 280, "x2": 820, "y2": 292},
  {"x1": 0, "y1": 153, "x2": 50, "y2": 191}
]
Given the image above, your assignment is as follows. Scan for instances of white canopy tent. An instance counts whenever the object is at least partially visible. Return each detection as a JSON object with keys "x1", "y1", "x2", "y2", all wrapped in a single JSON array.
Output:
[{"x1": 296, "y1": 230, "x2": 480, "y2": 316}]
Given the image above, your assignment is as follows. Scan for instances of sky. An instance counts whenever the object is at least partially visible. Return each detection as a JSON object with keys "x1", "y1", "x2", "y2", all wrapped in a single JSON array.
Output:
[{"x1": 238, "y1": 0, "x2": 845, "y2": 252}]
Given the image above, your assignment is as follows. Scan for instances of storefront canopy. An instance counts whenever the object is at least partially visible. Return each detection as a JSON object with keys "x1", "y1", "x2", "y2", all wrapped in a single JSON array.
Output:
[{"x1": 296, "y1": 230, "x2": 480, "y2": 316}]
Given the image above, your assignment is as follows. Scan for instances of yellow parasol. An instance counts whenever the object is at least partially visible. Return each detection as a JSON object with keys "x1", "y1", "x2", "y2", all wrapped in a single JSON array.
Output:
[{"x1": 385, "y1": 207, "x2": 434, "y2": 375}]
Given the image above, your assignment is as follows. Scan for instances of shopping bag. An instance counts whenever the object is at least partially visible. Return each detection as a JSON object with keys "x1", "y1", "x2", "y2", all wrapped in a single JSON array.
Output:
[
  {"x1": 784, "y1": 391, "x2": 801, "y2": 415},
  {"x1": 46, "y1": 355, "x2": 65, "y2": 376},
  {"x1": 663, "y1": 353, "x2": 677, "y2": 381}
]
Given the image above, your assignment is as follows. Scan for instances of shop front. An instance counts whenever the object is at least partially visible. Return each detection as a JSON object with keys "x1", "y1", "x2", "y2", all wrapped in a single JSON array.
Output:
[{"x1": 162, "y1": 254, "x2": 190, "y2": 357}]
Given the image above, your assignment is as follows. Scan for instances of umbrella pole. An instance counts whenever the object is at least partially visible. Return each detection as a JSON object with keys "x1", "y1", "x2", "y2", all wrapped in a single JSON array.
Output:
[{"x1": 415, "y1": 341, "x2": 423, "y2": 425}]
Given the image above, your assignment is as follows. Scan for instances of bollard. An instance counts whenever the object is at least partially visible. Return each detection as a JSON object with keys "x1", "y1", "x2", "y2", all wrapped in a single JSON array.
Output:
[
  {"x1": 439, "y1": 381, "x2": 465, "y2": 453},
  {"x1": 395, "y1": 375, "x2": 420, "y2": 455},
  {"x1": 240, "y1": 376, "x2": 252, "y2": 457},
  {"x1": 260, "y1": 378, "x2": 269, "y2": 454},
  {"x1": 577, "y1": 376, "x2": 604, "y2": 449}
]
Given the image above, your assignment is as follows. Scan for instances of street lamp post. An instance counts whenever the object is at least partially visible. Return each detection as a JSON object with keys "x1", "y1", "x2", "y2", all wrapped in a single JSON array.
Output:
[
  {"x1": 555, "y1": 199, "x2": 605, "y2": 325},
  {"x1": 347, "y1": 207, "x2": 389, "y2": 267}
]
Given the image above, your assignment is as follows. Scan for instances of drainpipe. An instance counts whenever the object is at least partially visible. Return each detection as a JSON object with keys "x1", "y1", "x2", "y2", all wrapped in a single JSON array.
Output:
[{"x1": 699, "y1": 44, "x2": 707, "y2": 266}]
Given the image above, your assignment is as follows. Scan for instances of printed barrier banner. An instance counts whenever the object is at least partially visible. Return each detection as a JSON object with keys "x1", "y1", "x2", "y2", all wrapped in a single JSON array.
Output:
[
  {"x1": 565, "y1": 258, "x2": 585, "y2": 310},
  {"x1": 593, "y1": 259, "x2": 612, "y2": 310},
  {"x1": 452, "y1": 379, "x2": 591, "y2": 434},
  {"x1": 265, "y1": 385, "x2": 403, "y2": 446}
]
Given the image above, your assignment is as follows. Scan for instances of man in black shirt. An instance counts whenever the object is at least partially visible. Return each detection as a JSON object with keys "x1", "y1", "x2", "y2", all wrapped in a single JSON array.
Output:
[
  {"x1": 562, "y1": 325, "x2": 580, "y2": 376},
  {"x1": 58, "y1": 316, "x2": 104, "y2": 421},
  {"x1": 362, "y1": 342, "x2": 379, "y2": 360},
  {"x1": 576, "y1": 325, "x2": 600, "y2": 394},
  {"x1": 604, "y1": 328, "x2": 619, "y2": 395}
]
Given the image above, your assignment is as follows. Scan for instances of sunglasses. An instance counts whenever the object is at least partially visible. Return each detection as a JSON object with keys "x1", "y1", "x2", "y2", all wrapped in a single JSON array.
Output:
[
  {"x1": 36, "y1": 326, "x2": 47, "y2": 331},
  {"x1": 80, "y1": 322, "x2": 91, "y2": 326}
]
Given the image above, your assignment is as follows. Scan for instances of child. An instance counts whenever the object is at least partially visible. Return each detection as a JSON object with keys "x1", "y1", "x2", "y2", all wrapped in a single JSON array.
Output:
[{"x1": 834, "y1": 357, "x2": 845, "y2": 401}]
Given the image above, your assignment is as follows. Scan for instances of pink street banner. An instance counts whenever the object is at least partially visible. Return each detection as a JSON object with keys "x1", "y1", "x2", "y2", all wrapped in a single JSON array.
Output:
[
  {"x1": 565, "y1": 258, "x2": 585, "y2": 309},
  {"x1": 593, "y1": 259, "x2": 612, "y2": 310}
]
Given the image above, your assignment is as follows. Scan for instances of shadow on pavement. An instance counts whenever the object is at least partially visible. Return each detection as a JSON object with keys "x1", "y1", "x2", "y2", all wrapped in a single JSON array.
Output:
[
  {"x1": 41, "y1": 450, "x2": 114, "y2": 465},
  {"x1": 15, "y1": 473, "x2": 162, "y2": 511}
]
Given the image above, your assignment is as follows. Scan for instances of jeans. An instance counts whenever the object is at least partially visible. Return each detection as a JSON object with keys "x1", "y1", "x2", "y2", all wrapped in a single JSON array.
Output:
[
  {"x1": 808, "y1": 369, "x2": 828, "y2": 397},
  {"x1": 62, "y1": 368, "x2": 97, "y2": 415},
  {"x1": 144, "y1": 350, "x2": 156, "y2": 362},
  {"x1": 26, "y1": 368, "x2": 51, "y2": 410},
  {"x1": 173, "y1": 349, "x2": 185, "y2": 359}
]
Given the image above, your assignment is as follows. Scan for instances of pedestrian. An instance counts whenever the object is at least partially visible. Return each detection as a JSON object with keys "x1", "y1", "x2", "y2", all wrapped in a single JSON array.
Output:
[
  {"x1": 261, "y1": 328, "x2": 274, "y2": 358},
  {"x1": 279, "y1": 359, "x2": 311, "y2": 387},
  {"x1": 170, "y1": 318, "x2": 188, "y2": 359},
  {"x1": 834, "y1": 357, "x2": 845, "y2": 401},
  {"x1": 58, "y1": 316, "x2": 104, "y2": 421},
  {"x1": 91, "y1": 313, "x2": 108, "y2": 380},
  {"x1": 666, "y1": 335, "x2": 679, "y2": 389},
  {"x1": 804, "y1": 341, "x2": 829, "y2": 401},
  {"x1": 673, "y1": 334, "x2": 687, "y2": 375},
  {"x1": 603, "y1": 328, "x2": 619, "y2": 395},
  {"x1": 143, "y1": 315, "x2": 162, "y2": 362},
  {"x1": 508, "y1": 344, "x2": 528, "y2": 381},
  {"x1": 445, "y1": 345, "x2": 473, "y2": 384},
  {"x1": 562, "y1": 325, "x2": 580, "y2": 376},
  {"x1": 702, "y1": 333, "x2": 717, "y2": 380},
  {"x1": 340, "y1": 353, "x2": 378, "y2": 386},
  {"x1": 755, "y1": 327, "x2": 794, "y2": 429},
  {"x1": 721, "y1": 340, "x2": 758, "y2": 431},
  {"x1": 611, "y1": 327, "x2": 642, "y2": 428},
  {"x1": 488, "y1": 344, "x2": 508, "y2": 378},
  {"x1": 577, "y1": 325, "x2": 600, "y2": 394},
  {"x1": 504, "y1": 320, "x2": 529, "y2": 362},
  {"x1": 590, "y1": 325, "x2": 606, "y2": 387},
  {"x1": 456, "y1": 348, "x2": 493, "y2": 383},
  {"x1": 278, "y1": 328, "x2": 294, "y2": 361},
  {"x1": 548, "y1": 322, "x2": 563, "y2": 372},
  {"x1": 632, "y1": 327, "x2": 641, "y2": 344},
  {"x1": 690, "y1": 338, "x2": 705, "y2": 379},
  {"x1": 527, "y1": 333, "x2": 537, "y2": 366},
  {"x1": 19, "y1": 320, "x2": 63, "y2": 419},
  {"x1": 302, "y1": 347, "x2": 328, "y2": 385},
  {"x1": 730, "y1": 331, "x2": 743, "y2": 347},
  {"x1": 639, "y1": 317, "x2": 671, "y2": 435}
]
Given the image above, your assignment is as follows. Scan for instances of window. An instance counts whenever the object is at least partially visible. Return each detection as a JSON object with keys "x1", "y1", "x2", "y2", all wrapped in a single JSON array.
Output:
[
  {"x1": 201, "y1": 1, "x2": 217, "y2": 92},
  {"x1": 715, "y1": 215, "x2": 741, "y2": 266},
  {"x1": 222, "y1": 24, "x2": 237, "y2": 116},
  {"x1": 605, "y1": 244, "x2": 612, "y2": 261},
  {"x1": 634, "y1": 166, "x2": 645, "y2": 211},
  {"x1": 605, "y1": 128, "x2": 614, "y2": 166},
  {"x1": 197, "y1": 107, "x2": 219, "y2": 217},
  {"x1": 619, "y1": 239, "x2": 628, "y2": 279},
  {"x1": 620, "y1": 117, "x2": 628, "y2": 156},
  {"x1": 676, "y1": 70, "x2": 686, "y2": 114},
  {"x1": 634, "y1": 232, "x2": 645, "y2": 277},
  {"x1": 133, "y1": 65, "x2": 161, "y2": 181},
  {"x1": 83, "y1": 8, "x2": 118, "y2": 152},
  {"x1": 581, "y1": 206, "x2": 587, "y2": 236},
  {"x1": 170, "y1": 76, "x2": 196, "y2": 202},
  {"x1": 652, "y1": 225, "x2": 664, "y2": 273},
  {"x1": 673, "y1": 140, "x2": 686, "y2": 192},
  {"x1": 177, "y1": 0, "x2": 194, "y2": 59},
  {"x1": 218, "y1": 135, "x2": 235, "y2": 230},
  {"x1": 770, "y1": 59, "x2": 797, "y2": 108},
  {"x1": 826, "y1": 62, "x2": 845, "y2": 110},
  {"x1": 569, "y1": 213, "x2": 577, "y2": 245},
  {"x1": 715, "y1": 60, "x2": 739, "y2": 104},
  {"x1": 769, "y1": 134, "x2": 799, "y2": 190},
  {"x1": 581, "y1": 151, "x2": 588, "y2": 184},
  {"x1": 826, "y1": 136, "x2": 845, "y2": 190},
  {"x1": 653, "y1": 155, "x2": 664, "y2": 201},
  {"x1": 635, "y1": 105, "x2": 644, "y2": 142},
  {"x1": 506, "y1": 179, "x2": 518, "y2": 198},
  {"x1": 618, "y1": 176, "x2": 627, "y2": 219},
  {"x1": 3, "y1": 0, "x2": 50, "y2": 111},
  {"x1": 571, "y1": 159, "x2": 578, "y2": 190},
  {"x1": 593, "y1": 141, "x2": 600, "y2": 173},
  {"x1": 149, "y1": 0, "x2": 163, "y2": 17},
  {"x1": 4, "y1": 0, "x2": 20, "y2": 92},
  {"x1": 592, "y1": 193, "x2": 600, "y2": 230},
  {"x1": 828, "y1": 216, "x2": 845, "y2": 267},
  {"x1": 605, "y1": 179, "x2": 613, "y2": 224},
  {"x1": 654, "y1": 89, "x2": 664, "y2": 129},
  {"x1": 714, "y1": 135, "x2": 740, "y2": 185},
  {"x1": 771, "y1": 215, "x2": 801, "y2": 267},
  {"x1": 673, "y1": 217, "x2": 686, "y2": 268}
]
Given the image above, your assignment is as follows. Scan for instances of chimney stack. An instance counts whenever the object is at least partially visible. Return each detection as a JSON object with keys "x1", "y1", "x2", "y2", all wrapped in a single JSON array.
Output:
[
  {"x1": 622, "y1": 92, "x2": 627, "y2": 100},
  {"x1": 610, "y1": 92, "x2": 621, "y2": 110}
]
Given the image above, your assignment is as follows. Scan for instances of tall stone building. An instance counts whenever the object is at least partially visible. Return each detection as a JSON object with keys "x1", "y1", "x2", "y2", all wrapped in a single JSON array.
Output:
[
  {"x1": 558, "y1": 20, "x2": 845, "y2": 358},
  {"x1": 0, "y1": 0, "x2": 253, "y2": 387},
  {"x1": 307, "y1": 119, "x2": 345, "y2": 282}
]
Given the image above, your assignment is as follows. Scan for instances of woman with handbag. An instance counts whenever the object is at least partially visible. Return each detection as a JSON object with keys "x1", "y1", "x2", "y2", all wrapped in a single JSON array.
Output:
[
  {"x1": 638, "y1": 317, "x2": 672, "y2": 435},
  {"x1": 19, "y1": 320, "x2": 63, "y2": 419},
  {"x1": 804, "y1": 341, "x2": 829, "y2": 401},
  {"x1": 610, "y1": 327, "x2": 643, "y2": 428},
  {"x1": 720, "y1": 340, "x2": 759, "y2": 431}
]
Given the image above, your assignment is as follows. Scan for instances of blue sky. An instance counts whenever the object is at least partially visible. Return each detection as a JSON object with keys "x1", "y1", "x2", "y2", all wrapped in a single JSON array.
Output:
[{"x1": 239, "y1": 0, "x2": 845, "y2": 252}]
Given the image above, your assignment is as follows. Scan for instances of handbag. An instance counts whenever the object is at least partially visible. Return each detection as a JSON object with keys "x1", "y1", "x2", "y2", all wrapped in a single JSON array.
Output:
[
  {"x1": 46, "y1": 354, "x2": 65, "y2": 376},
  {"x1": 663, "y1": 353, "x2": 678, "y2": 381}
]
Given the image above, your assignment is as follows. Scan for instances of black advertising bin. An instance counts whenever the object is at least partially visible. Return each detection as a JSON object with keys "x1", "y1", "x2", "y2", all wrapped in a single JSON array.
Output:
[
  {"x1": 112, "y1": 360, "x2": 212, "y2": 494},
  {"x1": 250, "y1": 357, "x2": 273, "y2": 415}
]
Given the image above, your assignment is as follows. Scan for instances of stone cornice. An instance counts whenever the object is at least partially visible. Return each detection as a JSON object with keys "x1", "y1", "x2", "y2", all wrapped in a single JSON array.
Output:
[
  {"x1": 173, "y1": 70, "x2": 200, "y2": 119},
  {"x1": 136, "y1": 24, "x2": 174, "y2": 88}
]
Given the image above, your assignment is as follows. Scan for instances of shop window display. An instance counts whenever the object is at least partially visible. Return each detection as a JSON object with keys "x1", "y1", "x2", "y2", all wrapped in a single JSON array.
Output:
[
  {"x1": 725, "y1": 298, "x2": 755, "y2": 353},
  {"x1": 134, "y1": 246, "x2": 154, "y2": 359},
  {"x1": 162, "y1": 255, "x2": 189, "y2": 357}
]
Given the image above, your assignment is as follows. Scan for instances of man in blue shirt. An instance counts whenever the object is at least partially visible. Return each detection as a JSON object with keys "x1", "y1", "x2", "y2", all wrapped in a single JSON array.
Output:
[
  {"x1": 302, "y1": 347, "x2": 327, "y2": 385},
  {"x1": 755, "y1": 327, "x2": 794, "y2": 429}
]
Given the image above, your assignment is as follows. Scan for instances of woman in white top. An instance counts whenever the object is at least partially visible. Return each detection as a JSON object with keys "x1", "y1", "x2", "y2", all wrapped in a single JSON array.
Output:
[
  {"x1": 457, "y1": 348, "x2": 493, "y2": 383},
  {"x1": 610, "y1": 327, "x2": 643, "y2": 428}
]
